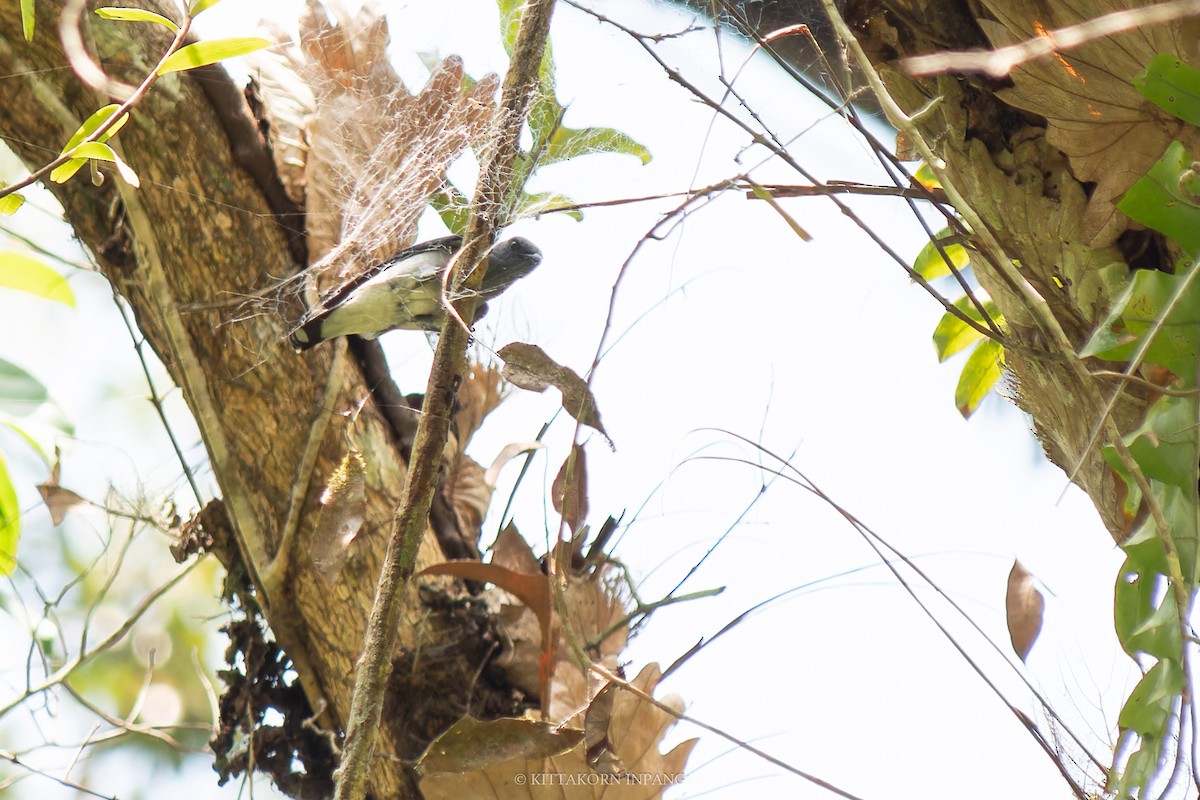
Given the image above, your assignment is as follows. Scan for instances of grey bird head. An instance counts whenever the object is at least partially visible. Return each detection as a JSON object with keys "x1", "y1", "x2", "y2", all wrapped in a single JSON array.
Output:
[
  {"x1": 290, "y1": 235, "x2": 543, "y2": 351},
  {"x1": 478, "y1": 236, "x2": 543, "y2": 298}
]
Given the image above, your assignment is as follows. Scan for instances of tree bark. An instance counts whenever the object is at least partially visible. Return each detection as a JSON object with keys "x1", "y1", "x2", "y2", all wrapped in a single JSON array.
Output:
[{"x1": 0, "y1": 3, "x2": 500, "y2": 796}]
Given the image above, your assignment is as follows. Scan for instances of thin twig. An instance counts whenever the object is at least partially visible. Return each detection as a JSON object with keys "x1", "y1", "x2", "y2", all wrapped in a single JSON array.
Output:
[{"x1": 904, "y1": 0, "x2": 1200, "y2": 78}]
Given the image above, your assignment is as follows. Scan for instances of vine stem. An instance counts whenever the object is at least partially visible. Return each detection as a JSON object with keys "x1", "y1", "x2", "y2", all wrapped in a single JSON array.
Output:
[
  {"x1": 0, "y1": 5, "x2": 192, "y2": 202},
  {"x1": 329, "y1": 2, "x2": 558, "y2": 798}
]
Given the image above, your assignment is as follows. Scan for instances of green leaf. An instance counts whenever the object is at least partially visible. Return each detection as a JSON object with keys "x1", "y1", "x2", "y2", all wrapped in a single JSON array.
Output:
[
  {"x1": 0, "y1": 194, "x2": 25, "y2": 216},
  {"x1": 515, "y1": 191, "x2": 582, "y2": 221},
  {"x1": 0, "y1": 252, "x2": 75, "y2": 306},
  {"x1": 0, "y1": 454, "x2": 17, "y2": 576},
  {"x1": 431, "y1": 185, "x2": 471, "y2": 236},
  {"x1": 1123, "y1": 394, "x2": 1199, "y2": 491},
  {"x1": 1118, "y1": 658, "x2": 1185, "y2": 734},
  {"x1": 1079, "y1": 265, "x2": 1200, "y2": 378},
  {"x1": 1114, "y1": 560, "x2": 1181, "y2": 660},
  {"x1": 189, "y1": 0, "x2": 224, "y2": 13},
  {"x1": 1117, "y1": 141, "x2": 1200, "y2": 255},
  {"x1": 544, "y1": 125, "x2": 652, "y2": 166},
  {"x1": 60, "y1": 105, "x2": 129, "y2": 154},
  {"x1": 20, "y1": 0, "x2": 33, "y2": 40},
  {"x1": 932, "y1": 294, "x2": 1000, "y2": 361},
  {"x1": 156, "y1": 37, "x2": 271, "y2": 75},
  {"x1": 913, "y1": 227, "x2": 970, "y2": 280},
  {"x1": 0, "y1": 358, "x2": 49, "y2": 417},
  {"x1": 1118, "y1": 743, "x2": 1162, "y2": 799},
  {"x1": 56, "y1": 142, "x2": 140, "y2": 187},
  {"x1": 913, "y1": 162, "x2": 941, "y2": 191},
  {"x1": 955, "y1": 338, "x2": 1004, "y2": 418},
  {"x1": 95, "y1": 7, "x2": 179, "y2": 31},
  {"x1": 49, "y1": 159, "x2": 87, "y2": 185},
  {"x1": 1134, "y1": 53, "x2": 1200, "y2": 127}
]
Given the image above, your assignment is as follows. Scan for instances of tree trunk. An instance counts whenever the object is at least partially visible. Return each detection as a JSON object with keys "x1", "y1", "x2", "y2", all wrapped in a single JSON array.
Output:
[{"x1": 0, "y1": 3, "x2": 501, "y2": 796}]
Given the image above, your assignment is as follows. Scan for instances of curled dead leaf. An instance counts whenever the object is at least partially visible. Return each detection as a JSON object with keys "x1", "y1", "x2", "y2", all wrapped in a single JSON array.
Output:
[
  {"x1": 552, "y1": 443, "x2": 588, "y2": 536},
  {"x1": 1006, "y1": 559, "x2": 1044, "y2": 662},
  {"x1": 498, "y1": 342, "x2": 612, "y2": 447},
  {"x1": 36, "y1": 451, "x2": 84, "y2": 526},
  {"x1": 416, "y1": 716, "x2": 583, "y2": 775}
]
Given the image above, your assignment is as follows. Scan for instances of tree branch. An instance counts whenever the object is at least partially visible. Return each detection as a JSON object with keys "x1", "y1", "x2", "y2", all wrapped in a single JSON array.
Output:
[{"x1": 331, "y1": 2, "x2": 558, "y2": 797}]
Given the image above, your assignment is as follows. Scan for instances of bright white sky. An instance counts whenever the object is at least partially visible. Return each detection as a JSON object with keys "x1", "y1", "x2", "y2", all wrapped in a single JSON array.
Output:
[{"x1": 1, "y1": 1, "x2": 1140, "y2": 798}]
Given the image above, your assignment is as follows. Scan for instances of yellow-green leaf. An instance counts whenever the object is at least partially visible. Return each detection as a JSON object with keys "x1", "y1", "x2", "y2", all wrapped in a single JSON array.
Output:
[
  {"x1": 156, "y1": 37, "x2": 270, "y2": 75},
  {"x1": 0, "y1": 194, "x2": 25, "y2": 216},
  {"x1": 95, "y1": 7, "x2": 179, "y2": 32},
  {"x1": 66, "y1": 142, "x2": 139, "y2": 187},
  {"x1": 914, "y1": 162, "x2": 941, "y2": 190},
  {"x1": 49, "y1": 158, "x2": 87, "y2": 184},
  {"x1": 20, "y1": 0, "x2": 34, "y2": 40},
  {"x1": 60, "y1": 104, "x2": 128, "y2": 154},
  {"x1": 189, "y1": 0, "x2": 223, "y2": 14},
  {"x1": 0, "y1": 454, "x2": 19, "y2": 576},
  {"x1": 0, "y1": 252, "x2": 75, "y2": 306},
  {"x1": 913, "y1": 227, "x2": 970, "y2": 280},
  {"x1": 933, "y1": 294, "x2": 1000, "y2": 361},
  {"x1": 956, "y1": 338, "x2": 1005, "y2": 418}
]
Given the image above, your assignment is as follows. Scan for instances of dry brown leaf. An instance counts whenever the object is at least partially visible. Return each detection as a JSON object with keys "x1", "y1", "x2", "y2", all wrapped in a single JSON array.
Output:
[
  {"x1": 492, "y1": 522, "x2": 541, "y2": 574},
  {"x1": 444, "y1": 451, "x2": 490, "y2": 536},
  {"x1": 419, "y1": 663, "x2": 694, "y2": 800},
  {"x1": 309, "y1": 446, "x2": 367, "y2": 585},
  {"x1": 36, "y1": 451, "x2": 84, "y2": 526},
  {"x1": 584, "y1": 682, "x2": 622, "y2": 775},
  {"x1": 1006, "y1": 559, "x2": 1045, "y2": 661},
  {"x1": 498, "y1": 343, "x2": 611, "y2": 445},
  {"x1": 979, "y1": 1, "x2": 1200, "y2": 245},
  {"x1": 416, "y1": 716, "x2": 584, "y2": 775},
  {"x1": 455, "y1": 363, "x2": 507, "y2": 448},
  {"x1": 280, "y1": 1, "x2": 498, "y2": 269},
  {"x1": 420, "y1": 560, "x2": 551, "y2": 639},
  {"x1": 552, "y1": 444, "x2": 589, "y2": 536}
]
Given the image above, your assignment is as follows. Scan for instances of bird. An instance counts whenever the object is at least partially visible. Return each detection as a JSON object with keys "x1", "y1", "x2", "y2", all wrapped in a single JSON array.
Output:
[{"x1": 289, "y1": 235, "x2": 542, "y2": 351}]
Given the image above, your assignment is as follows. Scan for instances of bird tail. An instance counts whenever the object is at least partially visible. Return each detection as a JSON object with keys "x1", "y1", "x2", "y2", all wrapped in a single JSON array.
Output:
[{"x1": 289, "y1": 316, "x2": 326, "y2": 351}]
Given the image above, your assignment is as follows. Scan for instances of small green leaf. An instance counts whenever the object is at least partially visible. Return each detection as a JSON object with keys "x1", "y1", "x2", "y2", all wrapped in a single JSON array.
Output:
[
  {"x1": 1117, "y1": 141, "x2": 1200, "y2": 255},
  {"x1": 544, "y1": 125, "x2": 652, "y2": 166},
  {"x1": 1118, "y1": 658, "x2": 1185, "y2": 734},
  {"x1": 1123, "y1": 394, "x2": 1199, "y2": 491},
  {"x1": 57, "y1": 142, "x2": 140, "y2": 187},
  {"x1": 913, "y1": 227, "x2": 970, "y2": 280},
  {"x1": 955, "y1": 338, "x2": 1004, "y2": 418},
  {"x1": 156, "y1": 37, "x2": 271, "y2": 75},
  {"x1": 0, "y1": 454, "x2": 17, "y2": 576},
  {"x1": 95, "y1": 7, "x2": 179, "y2": 31},
  {"x1": 0, "y1": 252, "x2": 74, "y2": 306},
  {"x1": 913, "y1": 162, "x2": 941, "y2": 191},
  {"x1": 0, "y1": 194, "x2": 25, "y2": 216},
  {"x1": 0, "y1": 358, "x2": 49, "y2": 417},
  {"x1": 1114, "y1": 561, "x2": 1181, "y2": 660},
  {"x1": 20, "y1": 0, "x2": 34, "y2": 40},
  {"x1": 60, "y1": 105, "x2": 128, "y2": 154},
  {"x1": 515, "y1": 191, "x2": 582, "y2": 220},
  {"x1": 932, "y1": 294, "x2": 1000, "y2": 361},
  {"x1": 1079, "y1": 265, "x2": 1200, "y2": 378},
  {"x1": 49, "y1": 158, "x2": 87, "y2": 185},
  {"x1": 189, "y1": 0, "x2": 224, "y2": 14},
  {"x1": 1134, "y1": 53, "x2": 1200, "y2": 127},
  {"x1": 431, "y1": 185, "x2": 471, "y2": 236}
]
